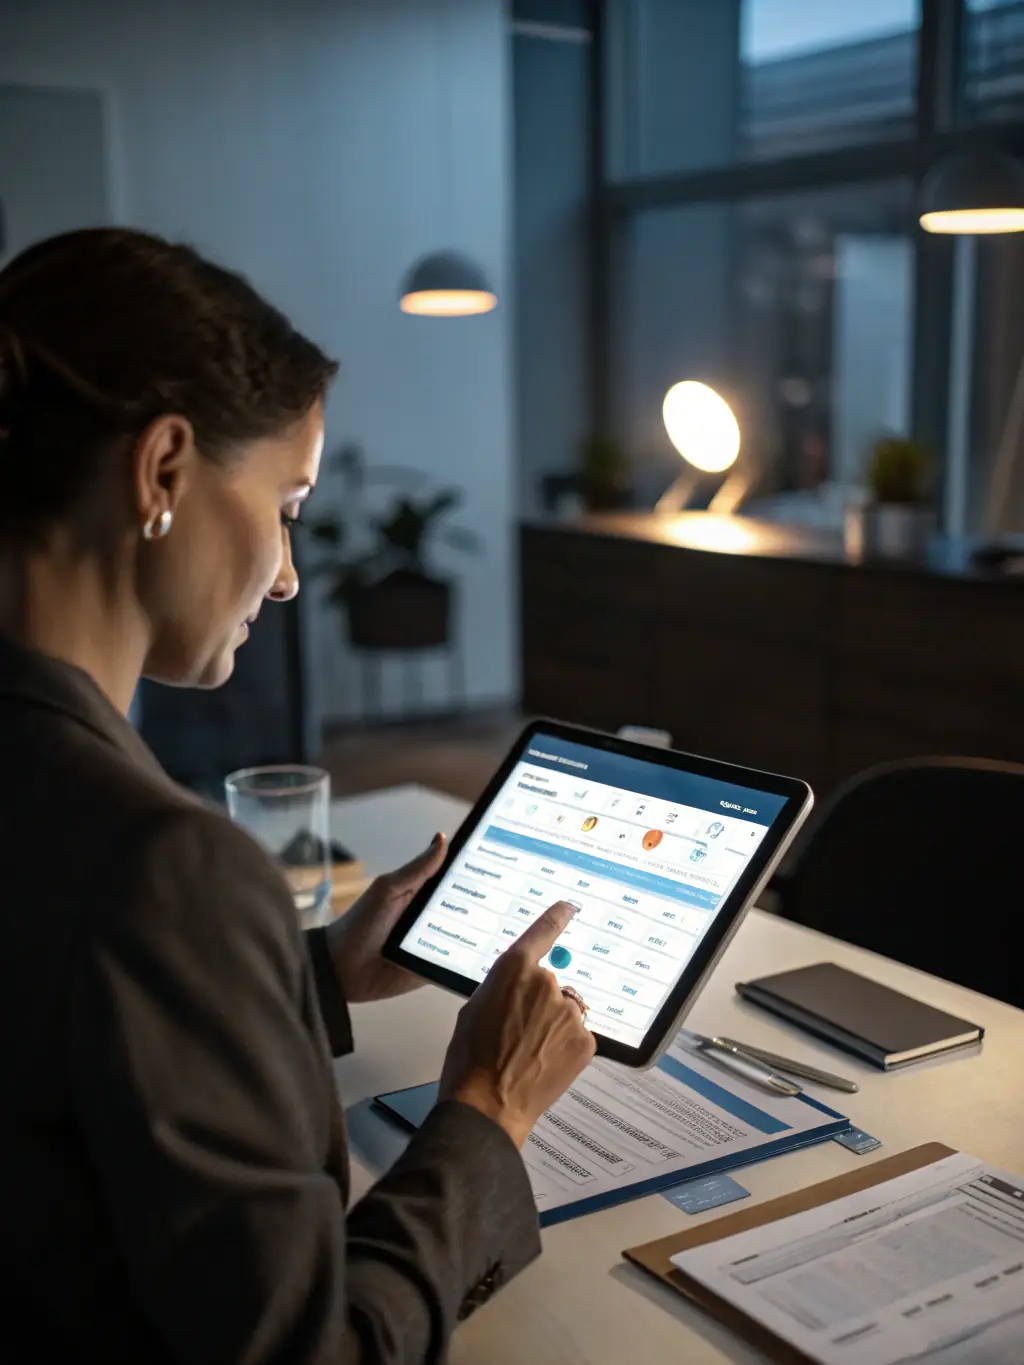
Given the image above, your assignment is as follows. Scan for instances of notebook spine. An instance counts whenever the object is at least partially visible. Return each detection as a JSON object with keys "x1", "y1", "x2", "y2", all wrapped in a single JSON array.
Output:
[{"x1": 737, "y1": 984, "x2": 888, "y2": 1066}]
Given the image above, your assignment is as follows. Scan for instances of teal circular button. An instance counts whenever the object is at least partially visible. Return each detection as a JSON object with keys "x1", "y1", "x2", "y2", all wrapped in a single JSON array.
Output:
[{"x1": 549, "y1": 945, "x2": 572, "y2": 970}]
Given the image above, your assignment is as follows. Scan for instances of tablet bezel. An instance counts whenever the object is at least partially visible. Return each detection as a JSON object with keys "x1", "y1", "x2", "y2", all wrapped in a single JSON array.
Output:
[{"x1": 383, "y1": 718, "x2": 813, "y2": 1068}]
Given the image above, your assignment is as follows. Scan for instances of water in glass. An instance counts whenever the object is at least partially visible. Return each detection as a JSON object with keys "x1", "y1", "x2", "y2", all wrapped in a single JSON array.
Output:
[{"x1": 224, "y1": 765, "x2": 332, "y2": 928}]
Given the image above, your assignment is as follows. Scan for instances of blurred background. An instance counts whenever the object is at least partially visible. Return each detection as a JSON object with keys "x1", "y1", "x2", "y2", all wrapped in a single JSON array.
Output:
[{"x1": 2, "y1": 0, "x2": 1023, "y2": 804}]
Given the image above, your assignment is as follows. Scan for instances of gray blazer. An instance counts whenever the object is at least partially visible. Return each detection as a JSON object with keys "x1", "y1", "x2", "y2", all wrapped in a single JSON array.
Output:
[{"x1": 0, "y1": 635, "x2": 540, "y2": 1364}]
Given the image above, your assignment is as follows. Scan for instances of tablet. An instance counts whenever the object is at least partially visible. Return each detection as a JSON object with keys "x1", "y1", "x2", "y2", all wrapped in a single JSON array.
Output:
[{"x1": 383, "y1": 721, "x2": 813, "y2": 1067}]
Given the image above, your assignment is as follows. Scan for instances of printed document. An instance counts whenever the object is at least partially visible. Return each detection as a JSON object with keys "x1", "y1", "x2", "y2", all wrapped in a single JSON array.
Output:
[
  {"x1": 672, "y1": 1151, "x2": 1024, "y2": 1364},
  {"x1": 524, "y1": 1031, "x2": 844, "y2": 1215}
]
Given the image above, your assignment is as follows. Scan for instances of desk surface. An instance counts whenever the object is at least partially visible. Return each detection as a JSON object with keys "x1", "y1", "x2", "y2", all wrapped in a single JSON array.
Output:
[{"x1": 331, "y1": 786, "x2": 1024, "y2": 1365}]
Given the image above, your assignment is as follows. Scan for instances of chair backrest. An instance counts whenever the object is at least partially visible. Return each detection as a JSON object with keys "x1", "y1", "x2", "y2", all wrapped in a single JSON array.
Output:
[{"x1": 771, "y1": 757, "x2": 1024, "y2": 1009}]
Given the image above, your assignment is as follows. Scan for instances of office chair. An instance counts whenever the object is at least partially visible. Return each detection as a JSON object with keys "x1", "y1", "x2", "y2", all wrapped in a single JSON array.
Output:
[{"x1": 768, "y1": 757, "x2": 1024, "y2": 1011}]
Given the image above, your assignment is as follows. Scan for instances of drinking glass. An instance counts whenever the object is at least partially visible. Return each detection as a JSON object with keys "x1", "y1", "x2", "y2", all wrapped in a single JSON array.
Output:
[{"x1": 225, "y1": 765, "x2": 332, "y2": 928}]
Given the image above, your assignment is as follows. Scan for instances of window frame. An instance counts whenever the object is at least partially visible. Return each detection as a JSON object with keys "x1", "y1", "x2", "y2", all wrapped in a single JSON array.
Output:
[{"x1": 590, "y1": 0, "x2": 1024, "y2": 522}]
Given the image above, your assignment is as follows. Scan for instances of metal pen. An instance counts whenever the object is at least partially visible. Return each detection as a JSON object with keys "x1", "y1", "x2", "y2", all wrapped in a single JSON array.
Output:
[
  {"x1": 715, "y1": 1037, "x2": 859, "y2": 1094},
  {"x1": 681, "y1": 1032, "x2": 801, "y2": 1097}
]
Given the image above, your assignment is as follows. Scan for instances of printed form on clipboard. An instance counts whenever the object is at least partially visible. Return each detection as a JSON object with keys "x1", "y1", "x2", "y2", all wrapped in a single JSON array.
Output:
[
  {"x1": 525, "y1": 1030, "x2": 849, "y2": 1225},
  {"x1": 670, "y1": 1151, "x2": 1024, "y2": 1364}
]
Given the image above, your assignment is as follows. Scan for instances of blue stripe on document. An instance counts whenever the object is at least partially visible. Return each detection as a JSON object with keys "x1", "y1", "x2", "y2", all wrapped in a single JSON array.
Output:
[{"x1": 656, "y1": 1054, "x2": 792, "y2": 1135}]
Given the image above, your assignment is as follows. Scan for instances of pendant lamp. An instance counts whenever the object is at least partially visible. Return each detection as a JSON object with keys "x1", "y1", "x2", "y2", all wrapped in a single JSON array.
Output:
[
  {"x1": 399, "y1": 250, "x2": 497, "y2": 316},
  {"x1": 919, "y1": 145, "x2": 1024, "y2": 235},
  {"x1": 397, "y1": 1, "x2": 496, "y2": 317},
  {"x1": 919, "y1": 145, "x2": 1024, "y2": 565}
]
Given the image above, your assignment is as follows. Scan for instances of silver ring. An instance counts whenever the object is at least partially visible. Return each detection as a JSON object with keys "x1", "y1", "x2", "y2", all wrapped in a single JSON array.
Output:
[{"x1": 561, "y1": 985, "x2": 589, "y2": 1020}]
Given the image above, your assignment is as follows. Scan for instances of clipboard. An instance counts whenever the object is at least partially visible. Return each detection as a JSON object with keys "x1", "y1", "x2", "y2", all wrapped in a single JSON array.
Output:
[{"x1": 622, "y1": 1142, "x2": 957, "y2": 1365}]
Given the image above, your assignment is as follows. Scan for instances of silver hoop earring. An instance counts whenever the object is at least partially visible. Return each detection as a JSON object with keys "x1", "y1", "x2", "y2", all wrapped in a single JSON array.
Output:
[{"x1": 142, "y1": 509, "x2": 173, "y2": 541}]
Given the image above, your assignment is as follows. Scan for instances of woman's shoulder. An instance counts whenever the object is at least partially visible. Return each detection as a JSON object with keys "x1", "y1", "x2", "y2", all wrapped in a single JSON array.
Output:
[
  {"x1": 70, "y1": 763, "x2": 306, "y2": 992},
  {"x1": 4, "y1": 700, "x2": 296, "y2": 944},
  {"x1": 12, "y1": 697, "x2": 212, "y2": 846}
]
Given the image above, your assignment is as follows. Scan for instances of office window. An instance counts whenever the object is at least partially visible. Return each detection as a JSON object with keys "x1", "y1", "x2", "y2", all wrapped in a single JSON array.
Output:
[
  {"x1": 598, "y1": 1, "x2": 1024, "y2": 534},
  {"x1": 606, "y1": 0, "x2": 920, "y2": 179},
  {"x1": 964, "y1": 0, "x2": 1024, "y2": 123},
  {"x1": 618, "y1": 182, "x2": 914, "y2": 519}
]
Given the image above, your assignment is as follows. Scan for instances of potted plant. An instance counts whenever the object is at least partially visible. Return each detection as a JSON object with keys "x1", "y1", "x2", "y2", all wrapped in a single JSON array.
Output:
[
  {"x1": 308, "y1": 445, "x2": 480, "y2": 651},
  {"x1": 846, "y1": 436, "x2": 935, "y2": 560},
  {"x1": 579, "y1": 434, "x2": 632, "y2": 512}
]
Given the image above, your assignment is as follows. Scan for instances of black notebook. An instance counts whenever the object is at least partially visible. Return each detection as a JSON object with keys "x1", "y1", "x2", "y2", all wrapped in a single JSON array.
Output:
[{"x1": 736, "y1": 962, "x2": 984, "y2": 1069}]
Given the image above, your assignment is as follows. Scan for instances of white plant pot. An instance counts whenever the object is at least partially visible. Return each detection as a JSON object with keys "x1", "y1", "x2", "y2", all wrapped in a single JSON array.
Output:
[{"x1": 845, "y1": 504, "x2": 936, "y2": 561}]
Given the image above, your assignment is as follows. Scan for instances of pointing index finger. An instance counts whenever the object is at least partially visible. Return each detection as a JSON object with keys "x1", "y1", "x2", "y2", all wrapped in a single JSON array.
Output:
[{"x1": 513, "y1": 899, "x2": 578, "y2": 960}]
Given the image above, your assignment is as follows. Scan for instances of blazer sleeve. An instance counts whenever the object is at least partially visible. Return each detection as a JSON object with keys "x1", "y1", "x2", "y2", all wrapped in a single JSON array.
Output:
[
  {"x1": 304, "y1": 926, "x2": 355, "y2": 1057},
  {"x1": 66, "y1": 808, "x2": 541, "y2": 1365}
]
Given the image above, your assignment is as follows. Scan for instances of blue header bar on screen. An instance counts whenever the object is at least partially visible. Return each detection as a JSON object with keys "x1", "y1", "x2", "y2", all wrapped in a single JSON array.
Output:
[
  {"x1": 522, "y1": 734, "x2": 787, "y2": 825},
  {"x1": 483, "y1": 827, "x2": 722, "y2": 910}
]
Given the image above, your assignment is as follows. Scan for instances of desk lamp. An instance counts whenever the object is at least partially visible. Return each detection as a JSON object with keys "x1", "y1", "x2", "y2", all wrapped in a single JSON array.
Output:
[
  {"x1": 919, "y1": 146, "x2": 1024, "y2": 567},
  {"x1": 655, "y1": 381, "x2": 744, "y2": 515}
]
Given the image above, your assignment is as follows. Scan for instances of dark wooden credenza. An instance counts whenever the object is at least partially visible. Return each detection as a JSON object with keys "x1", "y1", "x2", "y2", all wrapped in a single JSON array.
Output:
[{"x1": 520, "y1": 514, "x2": 1024, "y2": 797}]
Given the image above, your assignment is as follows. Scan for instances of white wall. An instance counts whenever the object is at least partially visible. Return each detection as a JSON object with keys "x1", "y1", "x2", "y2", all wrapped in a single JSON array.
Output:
[
  {"x1": 0, "y1": 86, "x2": 110, "y2": 266},
  {"x1": 0, "y1": 0, "x2": 514, "y2": 725}
]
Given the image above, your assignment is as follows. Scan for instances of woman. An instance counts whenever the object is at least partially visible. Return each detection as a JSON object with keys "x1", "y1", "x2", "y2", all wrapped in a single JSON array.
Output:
[{"x1": 0, "y1": 228, "x2": 595, "y2": 1364}]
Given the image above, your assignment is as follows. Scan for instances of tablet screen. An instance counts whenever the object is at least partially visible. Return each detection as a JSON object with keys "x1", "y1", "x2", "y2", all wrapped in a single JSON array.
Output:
[{"x1": 396, "y1": 731, "x2": 791, "y2": 1049}]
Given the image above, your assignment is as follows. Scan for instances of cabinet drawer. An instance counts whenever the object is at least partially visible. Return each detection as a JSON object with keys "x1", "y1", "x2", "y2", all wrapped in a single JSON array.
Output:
[
  {"x1": 521, "y1": 655, "x2": 654, "y2": 732},
  {"x1": 659, "y1": 552, "x2": 835, "y2": 642},
  {"x1": 521, "y1": 602, "x2": 655, "y2": 731},
  {"x1": 833, "y1": 666, "x2": 990, "y2": 742},
  {"x1": 520, "y1": 526, "x2": 667, "y2": 614},
  {"x1": 834, "y1": 665, "x2": 1024, "y2": 756},
  {"x1": 653, "y1": 634, "x2": 827, "y2": 783},
  {"x1": 656, "y1": 632, "x2": 826, "y2": 718},
  {"x1": 836, "y1": 573, "x2": 1024, "y2": 682}
]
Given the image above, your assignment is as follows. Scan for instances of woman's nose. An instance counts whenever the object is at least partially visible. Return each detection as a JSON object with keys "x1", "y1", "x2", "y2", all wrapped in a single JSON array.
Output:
[{"x1": 267, "y1": 528, "x2": 300, "y2": 603}]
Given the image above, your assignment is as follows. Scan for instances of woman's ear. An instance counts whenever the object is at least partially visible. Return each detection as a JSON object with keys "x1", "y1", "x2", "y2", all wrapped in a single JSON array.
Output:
[{"x1": 132, "y1": 414, "x2": 199, "y2": 532}]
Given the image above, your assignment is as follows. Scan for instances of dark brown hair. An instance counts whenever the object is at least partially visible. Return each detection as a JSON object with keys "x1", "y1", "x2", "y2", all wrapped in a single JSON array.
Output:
[{"x1": 0, "y1": 228, "x2": 338, "y2": 541}]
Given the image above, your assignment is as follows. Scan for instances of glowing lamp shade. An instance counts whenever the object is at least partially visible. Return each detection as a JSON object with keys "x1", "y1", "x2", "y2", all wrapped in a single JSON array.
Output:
[
  {"x1": 919, "y1": 147, "x2": 1024, "y2": 235},
  {"x1": 399, "y1": 251, "x2": 497, "y2": 317},
  {"x1": 662, "y1": 381, "x2": 740, "y2": 474}
]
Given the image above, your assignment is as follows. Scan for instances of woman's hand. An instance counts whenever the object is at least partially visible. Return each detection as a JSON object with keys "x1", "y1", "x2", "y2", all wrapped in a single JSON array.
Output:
[
  {"x1": 325, "y1": 834, "x2": 447, "y2": 1004},
  {"x1": 439, "y1": 900, "x2": 597, "y2": 1148}
]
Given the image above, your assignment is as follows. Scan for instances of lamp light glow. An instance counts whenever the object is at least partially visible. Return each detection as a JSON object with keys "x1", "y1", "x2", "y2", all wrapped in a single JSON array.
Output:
[
  {"x1": 662, "y1": 381, "x2": 740, "y2": 473},
  {"x1": 665, "y1": 513, "x2": 758, "y2": 552},
  {"x1": 400, "y1": 289, "x2": 497, "y2": 316},
  {"x1": 921, "y1": 208, "x2": 1024, "y2": 234},
  {"x1": 919, "y1": 147, "x2": 1024, "y2": 235}
]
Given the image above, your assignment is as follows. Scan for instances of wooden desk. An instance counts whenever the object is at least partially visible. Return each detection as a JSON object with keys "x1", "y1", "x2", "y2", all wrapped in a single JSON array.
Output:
[{"x1": 331, "y1": 786, "x2": 1024, "y2": 1365}]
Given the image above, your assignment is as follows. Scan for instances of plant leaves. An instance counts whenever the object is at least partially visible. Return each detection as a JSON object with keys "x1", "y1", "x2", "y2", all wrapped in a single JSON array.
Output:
[
  {"x1": 306, "y1": 457, "x2": 474, "y2": 580},
  {"x1": 304, "y1": 560, "x2": 341, "y2": 581},
  {"x1": 377, "y1": 500, "x2": 427, "y2": 565},
  {"x1": 334, "y1": 444, "x2": 365, "y2": 491},
  {"x1": 308, "y1": 520, "x2": 344, "y2": 545},
  {"x1": 426, "y1": 488, "x2": 461, "y2": 518},
  {"x1": 365, "y1": 464, "x2": 429, "y2": 489},
  {"x1": 439, "y1": 525, "x2": 481, "y2": 554}
]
